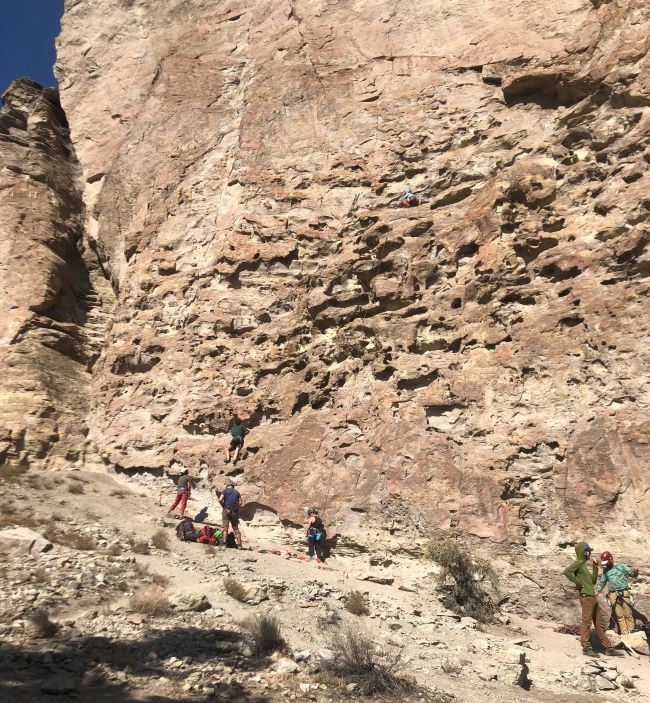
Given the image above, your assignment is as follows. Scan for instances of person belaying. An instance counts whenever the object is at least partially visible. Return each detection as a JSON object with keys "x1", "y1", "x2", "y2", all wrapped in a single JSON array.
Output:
[
  {"x1": 596, "y1": 551, "x2": 639, "y2": 635},
  {"x1": 563, "y1": 542, "x2": 613, "y2": 654},
  {"x1": 167, "y1": 468, "x2": 192, "y2": 519},
  {"x1": 225, "y1": 416, "x2": 248, "y2": 465},
  {"x1": 306, "y1": 507, "x2": 325, "y2": 563},
  {"x1": 397, "y1": 188, "x2": 419, "y2": 207},
  {"x1": 219, "y1": 478, "x2": 242, "y2": 549}
]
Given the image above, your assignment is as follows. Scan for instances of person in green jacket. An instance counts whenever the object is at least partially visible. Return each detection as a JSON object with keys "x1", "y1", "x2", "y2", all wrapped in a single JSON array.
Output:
[{"x1": 563, "y1": 542, "x2": 612, "y2": 653}]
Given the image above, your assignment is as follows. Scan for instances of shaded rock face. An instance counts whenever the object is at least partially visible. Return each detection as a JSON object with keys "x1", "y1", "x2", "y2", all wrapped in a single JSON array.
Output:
[
  {"x1": 32, "y1": 0, "x2": 650, "y2": 554},
  {"x1": 0, "y1": 79, "x2": 106, "y2": 469}
]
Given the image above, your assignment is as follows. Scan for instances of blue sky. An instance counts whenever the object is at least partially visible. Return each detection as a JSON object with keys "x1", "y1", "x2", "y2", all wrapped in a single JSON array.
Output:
[{"x1": 0, "y1": 1, "x2": 64, "y2": 95}]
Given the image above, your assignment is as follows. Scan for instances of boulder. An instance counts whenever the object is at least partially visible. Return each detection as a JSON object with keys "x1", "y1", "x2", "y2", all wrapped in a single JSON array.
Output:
[
  {"x1": 607, "y1": 628, "x2": 650, "y2": 656},
  {"x1": 0, "y1": 527, "x2": 52, "y2": 555},
  {"x1": 620, "y1": 631, "x2": 650, "y2": 656},
  {"x1": 242, "y1": 584, "x2": 268, "y2": 605},
  {"x1": 40, "y1": 675, "x2": 77, "y2": 695},
  {"x1": 169, "y1": 593, "x2": 211, "y2": 612},
  {"x1": 25, "y1": 611, "x2": 57, "y2": 639},
  {"x1": 271, "y1": 657, "x2": 299, "y2": 674}
]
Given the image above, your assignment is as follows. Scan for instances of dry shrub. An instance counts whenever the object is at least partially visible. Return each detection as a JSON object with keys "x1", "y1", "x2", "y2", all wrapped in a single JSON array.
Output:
[
  {"x1": 25, "y1": 475, "x2": 45, "y2": 490},
  {"x1": 424, "y1": 538, "x2": 498, "y2": 623},
  {"x1": 133, "y1": 562, "x2": 150, "y2": 579},
  {"x1": 440, "y1": 658, "x2": 462, "y2": 675},
  {"x1": 31, "y1": 568, "x2": 50, "y2": 584},
  {"x1": 344, "y1": 590, "x2": 370, "y2": 616},
  {"x1": 151, "y1": 572, "x2": 169, "y2": 588},
  {"x1": 44, "y1": 524, "x2": 96, "y2": 551},
  {"x1": 128, "y1": 538, "x2": 150, "y2": 555},
  {"x1": 68, "y1": 483, "x2": 85, "y2": 494},
  {"x1": 243, "y1": 614, "x2": 285, "y2": 656},
  {"x1": 110, "y1": 489, "x2": 127, "y2": 498},
  {"x1": 106, "y1": 544, "x2": 122, "y2": 556},
  {"x1": 0, "y1": 464, "x2": 28, "y2": 485},
  {"x1": 151, "y1": 530, "x2": 170, "y2": 551},
  {"x1": 324, "y1": 628, "x2": 414, "y2": 696},
  {"x1": 223, "y1": 577, "x2": 248, "y2": 602},
  {"x1": 129, "y1": 586, "x2": 170, "y2": 615}
]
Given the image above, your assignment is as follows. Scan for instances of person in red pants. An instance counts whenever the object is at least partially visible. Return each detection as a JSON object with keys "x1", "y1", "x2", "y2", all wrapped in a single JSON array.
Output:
[{"x1": 167, "y1": 469, "x2": 192, "y2": 518}]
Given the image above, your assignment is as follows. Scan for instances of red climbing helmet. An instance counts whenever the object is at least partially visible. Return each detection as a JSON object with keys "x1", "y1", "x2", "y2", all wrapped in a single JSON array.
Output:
[{"x1": 600, "y1": 551, "x2": 613, "y2": 563}]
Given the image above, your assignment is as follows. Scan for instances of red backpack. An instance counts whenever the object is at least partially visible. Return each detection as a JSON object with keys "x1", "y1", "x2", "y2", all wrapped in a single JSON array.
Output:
[{"x1": 197, "y1": 525, "x2": 222, "y2": 545}]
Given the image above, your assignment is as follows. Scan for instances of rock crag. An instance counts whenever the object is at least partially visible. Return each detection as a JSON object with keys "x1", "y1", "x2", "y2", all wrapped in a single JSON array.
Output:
[
  {"x1": 0, "y1": 79, "x2": 107, "y2": 469},
  {"x1": 4, "y1": 2, "x2": 650, "y2": 567}
]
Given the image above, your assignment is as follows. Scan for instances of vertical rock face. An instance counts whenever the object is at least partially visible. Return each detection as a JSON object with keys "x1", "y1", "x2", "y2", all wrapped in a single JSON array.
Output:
[
  {"x1": 41, "y1": 0, "x2": 650, "y2": 555},
  {"x1": 0, "y1": 79, "x2": 99, "y2": 469}
]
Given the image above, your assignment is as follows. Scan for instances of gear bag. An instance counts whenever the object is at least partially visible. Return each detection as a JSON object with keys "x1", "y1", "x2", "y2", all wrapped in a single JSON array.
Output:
[{"x1": 176, "y1": 518, "x2": 197, "y2": 542}]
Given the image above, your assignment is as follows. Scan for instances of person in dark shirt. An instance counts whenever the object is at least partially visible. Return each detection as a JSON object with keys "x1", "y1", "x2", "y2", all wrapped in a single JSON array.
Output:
[
  {"x1": 219, "y1": 478, "x2": 242, "y2": 548},
  {"x1": 225, "y1": 416, "x2": 248, "y2": 465},
  {"x1": 305, "y1": 507, "x2": 325, "y2": 563},
  {"x1": 167, "y1": 469, "x2": 192, "y2": 518}
]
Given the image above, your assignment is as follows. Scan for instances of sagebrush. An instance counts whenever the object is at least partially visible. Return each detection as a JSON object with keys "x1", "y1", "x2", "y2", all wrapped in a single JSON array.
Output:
[
  {"x1": 151, "y1": 530, "x2": 170, "y2": 550},
  {"x1": 424, "y1": 538, "x2": 498, "y2": 622},
  {"x1": 129, "y1": 538, "x2": 150, "y2": 555},
  {"x1": 324, "y1": 628, "x2": 414, "y2": 696},
  {"x1": 344, "y1": 590, "x2": 370, "y2": 616},
  {"x1": 243, "y1": 614, "x2": 285, "y2": 656},
  {"x1": 129, "y1": 586, "x2": 170, "y2": 615},
  {"x1": 223, "y1": 578, "x2": 247, "y2": 602}
]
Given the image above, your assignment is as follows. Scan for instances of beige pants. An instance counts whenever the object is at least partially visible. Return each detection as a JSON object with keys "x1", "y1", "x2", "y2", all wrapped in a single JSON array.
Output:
[{"x1": 608, "y1": 590, "x2": 635, "y2": 635}]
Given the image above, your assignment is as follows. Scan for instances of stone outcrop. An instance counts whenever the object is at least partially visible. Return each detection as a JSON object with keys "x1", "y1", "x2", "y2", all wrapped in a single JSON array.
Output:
[
  {"x1": 4, "y1": 1, "x2": 649, "y2": 572},
  {"x1": 0, "y1": 79, "x2": 104, "y2": 469}
]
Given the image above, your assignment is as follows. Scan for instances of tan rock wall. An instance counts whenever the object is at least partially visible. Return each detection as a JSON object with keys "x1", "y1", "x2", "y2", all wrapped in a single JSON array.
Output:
[
  {"x1": 52, "y1": 1, "x2": 649, "y2": 557},
  {"x1": 0, "y1": 79, "x2": 101, "y2": 468}
]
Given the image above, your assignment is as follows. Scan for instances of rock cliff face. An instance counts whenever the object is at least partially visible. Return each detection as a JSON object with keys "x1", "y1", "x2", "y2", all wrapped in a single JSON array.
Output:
[
  {"x1": 0, "y1": 79, "x2": 103, "y2": 469},
  {"x1": 7, "y1": 1, "x2": 649, "y2": 564}
]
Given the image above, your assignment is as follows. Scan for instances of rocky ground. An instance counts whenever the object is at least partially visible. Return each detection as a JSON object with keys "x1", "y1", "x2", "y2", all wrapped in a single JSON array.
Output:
[{"x1": 1, "y1": 467, "x2": 648, "y2": 702}]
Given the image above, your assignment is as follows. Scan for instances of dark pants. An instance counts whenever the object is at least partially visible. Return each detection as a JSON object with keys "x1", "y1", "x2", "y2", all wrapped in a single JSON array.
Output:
[{"x1": 308, "y1": 536, "x2": 324, "y2": 559}]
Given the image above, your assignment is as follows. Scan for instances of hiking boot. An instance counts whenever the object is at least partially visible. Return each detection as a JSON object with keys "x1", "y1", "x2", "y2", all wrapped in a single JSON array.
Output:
[
  {"x1": 604, "y1": 648, "x2": 623, "y2": 657},
  {"x1": 581, "y1": 646, "x2": 597, "y2": 656},
  {"x1": 315, "y1": 557, "x2": 323, "y2": 564}
]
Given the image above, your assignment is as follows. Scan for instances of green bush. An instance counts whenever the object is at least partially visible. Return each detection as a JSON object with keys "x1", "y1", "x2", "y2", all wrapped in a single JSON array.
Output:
[{"x1": 424, "y1": 537, "x2": 498, "y2": 623}]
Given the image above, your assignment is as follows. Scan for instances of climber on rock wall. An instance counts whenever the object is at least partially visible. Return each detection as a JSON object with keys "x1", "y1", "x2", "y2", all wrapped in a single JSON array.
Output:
[
  {"x1": 563, "y1": 542, "x2": 614, "y2": 655},
  {"x1": 225, "y1": 416, "x2": 248, "y2": 465},
  {"x1": 596, "y1": 551, "x2": 640, "y2": 635},
  {"x1": 219, "y1": 478, "x2": 242, "y2": 549},
  {"x1": 166, "y1": 468, "x2": 192, "y2": 519},
  {"x1": 397, "y1": 187, "x2": 419, "y2": 207}
]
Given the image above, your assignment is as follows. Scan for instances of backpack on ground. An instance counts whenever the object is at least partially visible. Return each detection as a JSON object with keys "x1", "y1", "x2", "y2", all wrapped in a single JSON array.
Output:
[
  {"x1": 176, "y1": 518, "x2": 197, "y2": 542},
  {"x1": 197, "y1": 525, "x2": 222, "y2": 545}
]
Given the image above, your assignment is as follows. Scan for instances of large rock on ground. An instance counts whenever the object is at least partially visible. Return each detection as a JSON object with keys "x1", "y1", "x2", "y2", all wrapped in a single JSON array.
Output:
[
  {"x1": 0, "y1": 526, "x2": 53, "y2": 554},
  {"x1": 169, "y1": 592, "x2": 211, "y2": 612}
]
